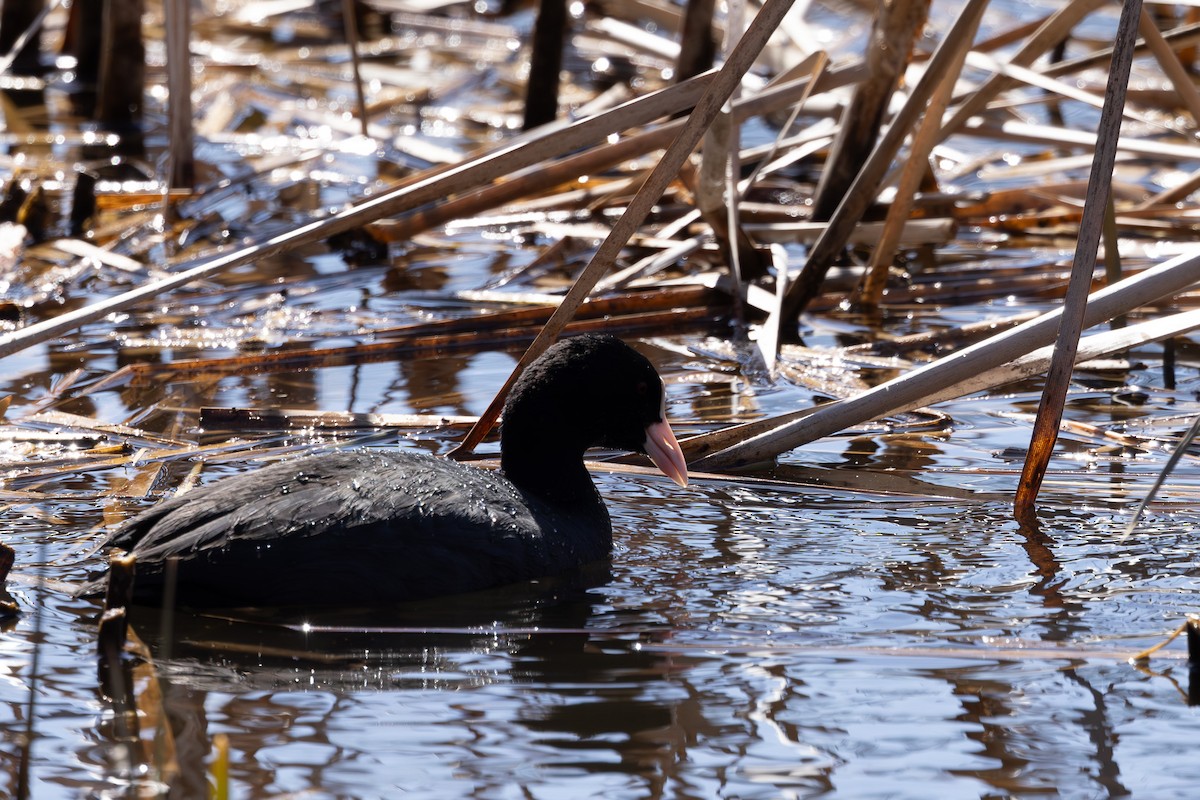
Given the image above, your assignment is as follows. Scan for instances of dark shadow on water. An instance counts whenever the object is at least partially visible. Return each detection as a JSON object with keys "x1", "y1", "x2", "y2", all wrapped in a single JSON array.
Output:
[
  {"x1": 95, "y1": 564, "x2": 731, "y2": 797},
  {"x1": 1061, "y1": 667, "x2": 1130, "y2": 797},
  {"x1": 1014, "y1": 516, "x2": 1088, "y2": 643},
  {"x1": 124, "y1": 564, "x2": 615, "y2": 688}
]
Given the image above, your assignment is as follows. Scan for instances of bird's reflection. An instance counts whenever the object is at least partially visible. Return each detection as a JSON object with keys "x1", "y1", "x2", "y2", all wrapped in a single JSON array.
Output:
[{"x1": 95, "y1": 565, "x2": 707, "y2": 797}]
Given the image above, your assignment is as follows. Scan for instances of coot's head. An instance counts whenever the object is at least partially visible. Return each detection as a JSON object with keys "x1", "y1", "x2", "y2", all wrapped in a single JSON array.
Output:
[{"x1": 501, "y1": 334, "x2": 688, "y2": 495}]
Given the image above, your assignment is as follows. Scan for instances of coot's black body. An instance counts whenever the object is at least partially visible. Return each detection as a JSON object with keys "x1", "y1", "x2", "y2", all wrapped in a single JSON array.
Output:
[
  {"x1": 102, "y1": 451, "x2": 610, "y2": 607},
  {"x1": 84, "y1": 334, "x2": 688, "y2": 607}
]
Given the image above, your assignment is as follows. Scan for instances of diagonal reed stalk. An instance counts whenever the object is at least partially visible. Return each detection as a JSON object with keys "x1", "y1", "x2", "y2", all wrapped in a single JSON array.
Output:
[
  {"x1": 1014, "y1": 0, "x2": 1144, "y2": 522},
  {"x1": 451, "y1": 0, "x2": 803, "y2": 457},
  {"x1": 1121, "y1": 414, "x2": 1200, "y2": 541},
  {"x1": 776, "y1": 0, "x2": 991, "y2": 324},
  {"x1": 855, "y1": 5, "x2": 984, "y2": 308},
  {"x1": 689, "y1": 248, "x2": 1200, "y2": 470}
]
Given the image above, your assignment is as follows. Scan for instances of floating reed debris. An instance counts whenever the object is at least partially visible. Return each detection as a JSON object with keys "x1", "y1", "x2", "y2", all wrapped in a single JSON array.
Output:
[
  {"x1": 1132, "y1": 614, "x2": 1200, "y2": 664},
  {"x1": 3, "y1": 0, "x2": 1200, "y2": 515}
]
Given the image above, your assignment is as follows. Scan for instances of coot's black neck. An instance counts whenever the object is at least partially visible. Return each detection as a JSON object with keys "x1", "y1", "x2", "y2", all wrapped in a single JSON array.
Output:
[{"x1": 500, "y1": 437, "x2": 602, "y2": 506}]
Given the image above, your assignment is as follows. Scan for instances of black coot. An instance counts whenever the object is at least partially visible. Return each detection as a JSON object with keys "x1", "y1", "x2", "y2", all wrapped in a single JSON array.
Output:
[{"x1": 83, "y1": 334, "x2": 688, "y2": 607}]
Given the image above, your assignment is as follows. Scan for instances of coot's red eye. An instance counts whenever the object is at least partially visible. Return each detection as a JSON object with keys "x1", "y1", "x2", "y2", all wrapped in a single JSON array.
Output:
[{"x1": 636, "y1": 380, "x2": 648, "y2": 395}]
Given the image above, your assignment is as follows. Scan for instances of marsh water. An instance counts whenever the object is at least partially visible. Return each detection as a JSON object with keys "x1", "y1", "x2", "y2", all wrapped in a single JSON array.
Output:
[
  {"x1": 3, "y1": 0, "x2": 1200, "y2": 797},
  {"x1": 4, "y1": 297, "x2": 1200, "y2": 798}
]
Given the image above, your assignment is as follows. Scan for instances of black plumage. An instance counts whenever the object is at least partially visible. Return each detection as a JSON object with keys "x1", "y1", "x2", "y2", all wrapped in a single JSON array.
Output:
[{"x1": 82, "y1": 334, "x2": 688, "y2": 607}]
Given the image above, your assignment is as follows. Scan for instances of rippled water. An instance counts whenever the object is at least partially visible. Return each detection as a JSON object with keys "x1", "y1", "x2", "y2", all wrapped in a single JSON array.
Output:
[{"x1": 4, "y1": 425, "x2": 1200, "y2": 798}]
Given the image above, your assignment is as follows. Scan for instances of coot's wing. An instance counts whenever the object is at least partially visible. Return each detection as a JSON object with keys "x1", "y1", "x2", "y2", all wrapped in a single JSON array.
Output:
[
  {"x1": 97, "y1": 451, "x2": 603, "y2": 605},
  {"x1": 109, "y1": 452, "x2": 479, "y2": 557}
]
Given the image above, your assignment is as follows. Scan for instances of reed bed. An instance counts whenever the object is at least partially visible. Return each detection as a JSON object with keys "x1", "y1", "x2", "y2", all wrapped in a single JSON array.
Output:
[
  {"x1": 1, "y1": 1, "x2": 1199, "y2": 510},
  {"x1": 1, "y1": 0, "x2": 1199, "y2": 514}
]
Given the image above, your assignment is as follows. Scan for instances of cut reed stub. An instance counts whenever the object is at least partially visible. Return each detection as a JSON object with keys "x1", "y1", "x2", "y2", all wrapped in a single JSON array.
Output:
[
  {"x1": 96, "y1": 606, "x2": 129, "y2": 701},
  {"x1": 103, "y1": 550, "x2": 136, "y2": 613}
]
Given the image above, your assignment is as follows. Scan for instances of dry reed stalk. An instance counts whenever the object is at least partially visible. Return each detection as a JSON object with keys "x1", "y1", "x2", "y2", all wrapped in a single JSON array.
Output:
[
  {"x1": 941, "y1": 0, "x2": 1109, "y2": 134},
  {"x1": 0, "y1": 1, "x2": 46, "y2": 75},
  {"x1": 359, "y1": 286, "x2": 721, "y2": 336},
  {"x1": 103, "y1": 462, "x2": 167, "y2": 499},
  {"x1": 367, "y1": 123, "x2": 681, "y2": 242},
  {"x1": 341, "y1": 0, "x2": 370, "y2": 138},
  {"x1": 1051, "y1": 416, "x2": 1200, "y2": 457},
  {"x1": 742, "y1": 217, "x2": 955, "y2": 247},
  {"x1": 164, "y1": 0, "x2": 193, "y2": 189},
  {"x1": 959, "y1": 117, "x2": 1200, "y2": 161},
  {"x1": 844, "y1": 311, "x2": 1041, "y2": 357},
  {"x1": 98, "y1": 306, "x2": 723, "y2": 384},
  {"x1": 4, "y1": 439, "x2": 315, "y2": 484},
  {"x1": 490, "y1": 174, "x2": 648, "y2": 219},
  {"x1": 960, "y1": 50, "x2": 1163, "y2": 128},
  {"x1": 1136, "y1": 167, "x2": 1200, "y2": 209},
  {"x1": 855, "y1": 6, "x2": 982, "y2": 309},
  {"x1": 723, "y1": 59, "x2": 866, "y2": 119},
  {"x1": 1044, "y1": 19, "x2": 1200, "y2": 79},
  {"x1": 916, "y1": 307, "x2": 1200, "y2": 410},
  {"x1": 738, "y1": 50, "x2": 829, "y2": 195},
  {"x1": 695, "y1": 0, "x2": 758, "y2": 296},
  {"x1": 374, "y1": 55, "x2": 843, "y2": 244},
  {"x1": 97, "y1": 0, "x2": 145, "y2": 133},
  {"x1": 1015, "y1": 0, "x2": 1144, "y2": 523},
  {"x1": 687, "y1": 246, "x2": 1200, "y2": 470},
  {"x1": 450, "y1": 0, "x2": 805, "y2": 459},
  {"x1": 21, "y1": 410, "x2": 187, "y2": 446},
  {"x1": 524, "y1": 0, "x2": 568, "y2": 129},
  {"x1": 676, "y1": 0, "x2": 717, "y2": 79},
  {"x1": 636, "y1": 639, "x2": 1189, "y2": 661},
  {"x1": 1136, "y1": 8, "x2": 1200, "y2": 125},
  {"x1": 584, "y1": 17, "x2": 680, "y2": 62},
  {"x1": 1122, "y1": 414, "x2": 1200, "y2": 540},
  {"x1": 968, "y1": 15, "x2": 1050, "y2": 55},
  {"x1": 752, "y1": 245, "x2": 789, "y2": 370},
  {"x1": 809, "y1": 0, "x2": 930, "y2": 222},
  {"x1": 776, "y1": 0, "x2": 991, "y2": 325},
  {"x1": 595, "y1": 237, "x2": 708, "y2": 293}
]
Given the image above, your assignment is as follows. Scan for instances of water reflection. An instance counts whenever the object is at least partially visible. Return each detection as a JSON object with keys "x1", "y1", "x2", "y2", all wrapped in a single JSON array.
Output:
[
  {"x1": 392, "y1": 353, "x2": 473, "y2": 417},
  {"x1": 97, "y1": 574, "x2": 739, "y2": 797},
  {"x1": 0, "y1": 479, "x2": 1195, "y2": 798}
]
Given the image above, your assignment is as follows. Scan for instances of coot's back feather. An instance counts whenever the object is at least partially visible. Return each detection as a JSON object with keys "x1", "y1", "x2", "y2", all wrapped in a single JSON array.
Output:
[{"x1": 106, "y1": 452, "x2": 609, "y2": 606}]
